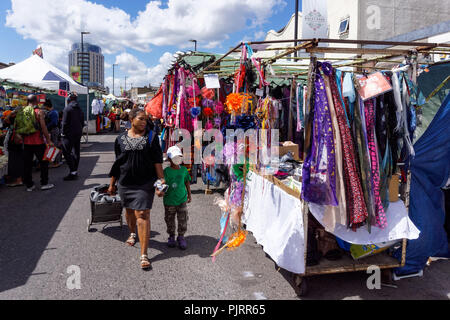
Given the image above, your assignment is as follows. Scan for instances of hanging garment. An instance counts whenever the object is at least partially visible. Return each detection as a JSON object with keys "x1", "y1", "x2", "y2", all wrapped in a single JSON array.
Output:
[
  {"x1": 364, "y1": 99, "x2": 387, "y2": 229},
  {"x1": 326, "y1": 65, "x2": 368, "y2": 230},
  {"x1": 302, "y1": 62, "x2": 338, "y2": 207},
  {"x1": 322, "y1": 72, "x2": 347, "y2": 231},
  {"x1": 354, "y1": 97, "x2": 376, "y2": 231},
  {"x1": 296, "y1": 84, "x2": 304, "y2": 132}
]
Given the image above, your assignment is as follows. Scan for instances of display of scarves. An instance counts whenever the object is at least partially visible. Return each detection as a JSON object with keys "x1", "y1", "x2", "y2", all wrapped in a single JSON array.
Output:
[
  {"x1": 326, "y1": 64, "x2": 368, "y2": 230},
  {"x1": 364, "y1": 99, "x2": 387, "y2": 229},
  {"x1": 302, "y1": 62, "x2": 338, "y2": 207}
]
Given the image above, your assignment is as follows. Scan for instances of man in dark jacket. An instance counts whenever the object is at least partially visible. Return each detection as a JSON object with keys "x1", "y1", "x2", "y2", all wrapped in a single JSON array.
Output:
[{"x1": 61, "y1": 93, "x2": 84, "y2": 181}]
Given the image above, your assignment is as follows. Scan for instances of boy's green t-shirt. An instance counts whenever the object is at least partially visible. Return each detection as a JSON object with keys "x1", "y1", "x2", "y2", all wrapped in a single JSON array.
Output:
[{"x1": 163, "y1": 166, "x2": 191, "y2": 206}]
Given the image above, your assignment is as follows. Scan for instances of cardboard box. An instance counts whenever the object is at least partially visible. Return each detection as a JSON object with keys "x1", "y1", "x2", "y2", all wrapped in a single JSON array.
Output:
[
  {"x1": 389, "y1": 173, "x2": 400, "y2": 202},
  {"x1": 277, "y1": 142, "x2": 300, "y2": 161}
]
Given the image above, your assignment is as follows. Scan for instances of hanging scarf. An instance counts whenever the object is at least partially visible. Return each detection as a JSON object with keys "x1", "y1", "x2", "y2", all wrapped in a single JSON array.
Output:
[
  {"x1": 296, "y1": 84, "x2": 304, "y2": 132},
  {"x1": 365, "y1": 99, "x2": 387, "y2": 229},
  {"x1": 354, "y1": 97, "x2": 376, "y2": 231},
  {"x1": 302, "y1": 62, "x2": 338, "y2": 207}
]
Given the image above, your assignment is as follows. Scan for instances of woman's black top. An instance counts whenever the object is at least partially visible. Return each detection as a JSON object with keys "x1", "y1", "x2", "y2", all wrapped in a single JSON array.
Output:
[{"x1": 109, "y1": 131, "x2": 163, "y2": 186}]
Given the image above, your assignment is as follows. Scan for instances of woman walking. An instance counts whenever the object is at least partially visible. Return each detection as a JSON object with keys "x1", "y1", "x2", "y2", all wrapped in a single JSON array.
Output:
[{"x1": 108, "y1": 108, "x2": 164, "y2": 269}]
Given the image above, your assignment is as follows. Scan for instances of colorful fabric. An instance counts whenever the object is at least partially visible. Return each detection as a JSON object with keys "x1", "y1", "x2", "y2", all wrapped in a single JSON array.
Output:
[
  {"x1": 354, "y1": 98, "x2": 376, "y2": 231},
  {"x1": 302, "y1": 62, "x2": 338, "y2": 207},
  {"x1": 325, "y1": 64, "x2": 368, "y2": 229},
  {"x1": 365, "y1": 99, "x2": 387, "y2": 229}
]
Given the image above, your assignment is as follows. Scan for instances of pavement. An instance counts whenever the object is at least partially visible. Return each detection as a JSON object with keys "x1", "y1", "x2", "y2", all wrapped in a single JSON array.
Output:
[{"x1": 0, "y1": 133, "x2": 449, "y2": 300}]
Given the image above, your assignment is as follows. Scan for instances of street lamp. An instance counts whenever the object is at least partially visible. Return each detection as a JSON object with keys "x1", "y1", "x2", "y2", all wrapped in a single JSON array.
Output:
[
  {"x1": 124, "y1": 76, "x2": 127, "y2": 97},
  {"x1": 189, "y1": 39, "x2": 197, "y2": 51},
  {"x1": 112, "y1": 63, "x2": 118, "y2": 96}
]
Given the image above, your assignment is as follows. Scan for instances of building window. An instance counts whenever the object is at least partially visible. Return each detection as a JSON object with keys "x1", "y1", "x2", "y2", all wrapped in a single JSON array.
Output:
[{"x1": 339, "y1": 17, "x2": 350, "y2": 38}]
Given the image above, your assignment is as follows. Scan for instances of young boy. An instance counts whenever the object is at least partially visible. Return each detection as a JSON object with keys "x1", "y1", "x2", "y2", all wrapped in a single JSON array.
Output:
[{"x1": 162, "y1": 146, "x2": 192, "y2": 250}]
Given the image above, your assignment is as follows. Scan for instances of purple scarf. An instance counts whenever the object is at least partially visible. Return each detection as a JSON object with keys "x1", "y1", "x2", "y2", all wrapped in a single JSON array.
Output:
[{"x1": 302, "y1": 62, "x2": 338, "y2": 206}]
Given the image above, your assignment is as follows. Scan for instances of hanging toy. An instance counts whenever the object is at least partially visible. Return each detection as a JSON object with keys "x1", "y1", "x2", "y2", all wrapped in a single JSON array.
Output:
[
  {"x1": 202, "y1": 98, "x2": 214, "y2": 108},
  {"x1": 201, "y1": 87, "x2": 215, "y2": 100},
  {"x1": 225, "y1": 93, "x2": 244, "y2": 115},
  {"x1": 188, "y1": 96, "x2": 201, "y2": 107},
  {"x1": 203, "y1": 107, "x2": 214, "y2": 130},
  {"x1": 214, "y1": 101, "x2": 224, "y2": 115},
  {"x1": 186, "y1": 82, "x2": 200, "y2": 98},
  {"x1": 190, "y1": 106, "x2": 201, "y2": 118}
]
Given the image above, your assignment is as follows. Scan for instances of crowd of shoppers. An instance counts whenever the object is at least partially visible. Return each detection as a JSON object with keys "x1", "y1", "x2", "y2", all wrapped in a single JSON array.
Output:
[{"x1": 3, "y1": 93, "x2": 84, "y2": 190}]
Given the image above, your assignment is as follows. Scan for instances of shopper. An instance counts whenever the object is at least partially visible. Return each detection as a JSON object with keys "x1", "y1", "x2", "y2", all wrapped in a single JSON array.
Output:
[
  {"x1": 161, "y1": 146, "x2": 192, "y2": 250},
  {"x1": 61, "y1": 93, "x2": 84, "y2": 181},
  {"x1": 108, "y1": 108, "x2": 164, "y2": 270},
  {"x1": 43, "y1": 99, "x2": 62, "y2": 168},
  {"x1": 3, "y1": 110, "x2": 24, "y2": 187},
  {"x1": 18, "y1": 95, "x2": 54, "y2": 191}
]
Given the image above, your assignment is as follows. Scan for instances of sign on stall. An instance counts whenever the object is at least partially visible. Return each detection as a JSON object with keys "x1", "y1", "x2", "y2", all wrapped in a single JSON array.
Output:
[{"x1": 204, "y1": 74, "x2": 220, "y2": 89}]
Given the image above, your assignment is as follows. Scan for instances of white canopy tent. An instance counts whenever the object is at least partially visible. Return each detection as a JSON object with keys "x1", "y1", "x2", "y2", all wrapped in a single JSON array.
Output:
[
  {"x1": 0, "y1": 55, "x2": 91, "y2": 141},
  {"x1": 0, "y1": 55, "x2": 88, "y2": 94}
]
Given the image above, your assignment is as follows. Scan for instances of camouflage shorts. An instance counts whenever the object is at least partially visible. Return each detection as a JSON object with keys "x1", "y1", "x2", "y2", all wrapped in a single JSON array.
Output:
[{"x1": 164, "y1": 202, "x2": 189, "y2": 236}]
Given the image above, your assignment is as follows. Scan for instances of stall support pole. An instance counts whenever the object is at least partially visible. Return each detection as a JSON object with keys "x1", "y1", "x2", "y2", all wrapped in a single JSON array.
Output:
[
  {"x1": 301, "y1": 56, "x2": 317, "y2": 276},
  {"x1": 86, "y1": 87, "x2": 89, "y2": 143}
]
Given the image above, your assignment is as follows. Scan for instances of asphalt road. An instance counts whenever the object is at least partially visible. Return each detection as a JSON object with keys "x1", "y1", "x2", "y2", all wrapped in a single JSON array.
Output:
[{"x1": 0, "y1": 133, "x2": 449, "y2": 300}]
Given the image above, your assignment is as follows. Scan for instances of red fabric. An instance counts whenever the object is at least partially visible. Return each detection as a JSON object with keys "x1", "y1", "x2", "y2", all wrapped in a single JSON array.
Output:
[
  {"x1": 145, "y1": 86, "x2": 163, "y2": 119},
  {"x1": 23, "y1": 109, "x2": 44, "y2": 145}
]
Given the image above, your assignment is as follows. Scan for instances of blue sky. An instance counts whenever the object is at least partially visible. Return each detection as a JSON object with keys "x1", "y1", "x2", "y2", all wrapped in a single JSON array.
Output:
[{"x1": 0, "y1": 0, "x2": 301, "y2": 91}]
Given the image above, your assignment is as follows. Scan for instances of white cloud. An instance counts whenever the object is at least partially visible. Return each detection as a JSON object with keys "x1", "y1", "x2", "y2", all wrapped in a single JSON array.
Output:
[
  {"x1": 5, "y1": 0, "x2": 285, "y2": 71},
  {"x1": 105, "y1": 51, "x2": 173, "y2": 94}
]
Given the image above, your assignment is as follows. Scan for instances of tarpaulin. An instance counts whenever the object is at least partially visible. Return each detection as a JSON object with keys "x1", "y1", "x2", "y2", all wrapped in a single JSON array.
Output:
[{"x1": 394, "y1": 92, "x2": 450, "y2": 275}]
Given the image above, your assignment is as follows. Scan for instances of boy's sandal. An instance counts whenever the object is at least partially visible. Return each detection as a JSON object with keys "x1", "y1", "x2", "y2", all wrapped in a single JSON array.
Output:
[
  {"x1": 140, "y1": 255, "x2": 151, "y2": 269},
  {"x1": 126, "y1": 233, "x2": 136, "y2": 246}
]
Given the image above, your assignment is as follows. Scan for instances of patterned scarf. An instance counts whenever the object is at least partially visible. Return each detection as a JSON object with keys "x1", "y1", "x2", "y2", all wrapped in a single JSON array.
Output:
[
  {"x1": 365, "y1": 99, "x2": 387, "y2": 229},
  {"x1": 302, "y1": 62, "x2": 338, "y2": 206}
]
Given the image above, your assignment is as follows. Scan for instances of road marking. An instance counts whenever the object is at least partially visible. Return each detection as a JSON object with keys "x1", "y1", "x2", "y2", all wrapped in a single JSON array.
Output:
[{"x1": 242, "y1": 271, "x2": 255, "y2": 278}]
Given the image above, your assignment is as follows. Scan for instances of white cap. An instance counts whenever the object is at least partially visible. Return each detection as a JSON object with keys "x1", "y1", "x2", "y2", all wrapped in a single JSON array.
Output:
[{"x1": 167, "y1": 146, "x2": 183, "y2": 159}]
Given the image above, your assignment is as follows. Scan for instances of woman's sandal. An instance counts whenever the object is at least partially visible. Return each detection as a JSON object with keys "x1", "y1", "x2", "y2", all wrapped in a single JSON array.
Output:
[
  {"x1": 140, "y1": 255, "x2": 151, "y2": 270},
  {"x1": 126, "y1": 233, "x2": 136, "y2": 246}
]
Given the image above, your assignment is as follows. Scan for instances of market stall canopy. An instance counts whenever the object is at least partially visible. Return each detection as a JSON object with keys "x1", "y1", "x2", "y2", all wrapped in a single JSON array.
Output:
[{"x1": 0, "y1": 55, "x2": 88, "y2": 94}]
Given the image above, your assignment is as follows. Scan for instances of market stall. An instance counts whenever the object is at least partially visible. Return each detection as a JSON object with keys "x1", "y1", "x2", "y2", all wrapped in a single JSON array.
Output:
[
  {"x1": 0, "y1": 80, "x2": 55, "y2": 184},
  {"x1": 193, "y1": 38, "x2": 450, "y2": 296}
]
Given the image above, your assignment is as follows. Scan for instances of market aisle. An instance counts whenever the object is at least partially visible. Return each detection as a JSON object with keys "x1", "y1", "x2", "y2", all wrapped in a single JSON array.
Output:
[
  {"x1": 0, "y1": 133, "x2": 298, "y2": 300},
  {"x1": 1, "y1": 133, "x2": 449, "y2": 300}
]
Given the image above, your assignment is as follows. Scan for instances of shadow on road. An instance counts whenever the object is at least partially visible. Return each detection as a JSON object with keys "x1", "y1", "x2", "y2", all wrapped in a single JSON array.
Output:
[
  {"x1": 0, "y1": 154, "x2": 100, "y2": 293},
  {"x1": 149, "y1": 235, "x2": 218, "y2": 262},
  {"x1": 99, "y1": 225, "x2": 217, "y2": 262}
]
